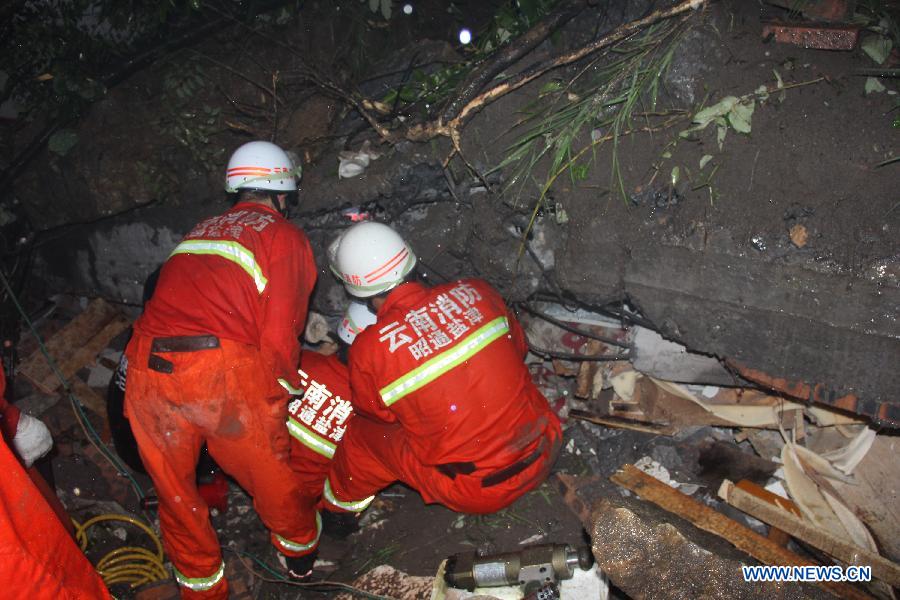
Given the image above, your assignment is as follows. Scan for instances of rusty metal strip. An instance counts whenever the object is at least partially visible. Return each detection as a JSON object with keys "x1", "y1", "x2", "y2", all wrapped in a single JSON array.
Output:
[
  {"x1": 611, "y1": 464, "x2": 873, "y2": 600},
  {"x1": 726, "y1": 359, "x2": 900, "y2": 429}
]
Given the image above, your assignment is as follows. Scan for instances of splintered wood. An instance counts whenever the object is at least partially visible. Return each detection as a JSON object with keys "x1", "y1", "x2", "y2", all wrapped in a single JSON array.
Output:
[
  {"x1": 18, "y1": 298, "x2": 131, "y2": 395},
  {"x1": 611, "y1": 464, "x2": 873, "y2": 600}
]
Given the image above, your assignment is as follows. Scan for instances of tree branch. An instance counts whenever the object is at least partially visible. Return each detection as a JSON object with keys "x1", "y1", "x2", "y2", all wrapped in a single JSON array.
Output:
[
  {"x1": 445, "y1": 0, "x2": 708, "y2": 134},
  {"x1": 439, "y1": 0, "x2": 589, "y2": 123}
]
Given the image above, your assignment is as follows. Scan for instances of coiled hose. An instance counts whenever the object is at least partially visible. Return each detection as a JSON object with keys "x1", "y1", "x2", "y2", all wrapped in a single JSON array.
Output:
[{"x1": 73, "y1": 513, "x2": 168, "y2": 588}]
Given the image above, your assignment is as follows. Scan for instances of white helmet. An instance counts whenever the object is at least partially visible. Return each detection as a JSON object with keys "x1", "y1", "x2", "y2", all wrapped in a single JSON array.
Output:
[
  {"x1": 329, "y1": 221, "x2": 417, "y2": 298},
  {"x1": 337, "y1": 301, "x2": 378, "y2": 345},
  {"x1": 225, "y1": 141, "x2": 298, "y2": 193}
]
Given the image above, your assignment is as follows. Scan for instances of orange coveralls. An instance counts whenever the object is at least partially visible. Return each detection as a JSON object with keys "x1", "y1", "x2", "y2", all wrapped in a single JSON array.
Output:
[
  {"x1": 125, "y1": 202, "x2": 316, "y2": 598},
  {"x1": 0, "y1": 370, "x2": 111, "y2": 599},
  {"x1": 323, "y1": 279, "x2": 562, "y2": 515},
  {"x1": 285, "y1": 351, "x2": 354, "y2": 555}
]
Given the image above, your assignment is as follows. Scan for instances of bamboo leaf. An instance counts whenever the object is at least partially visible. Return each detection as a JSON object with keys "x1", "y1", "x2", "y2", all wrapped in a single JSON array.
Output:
[
  {"x1": 861, "y1": 35, "x2": 892, "y2": 65},
  {"x1": 865, "y1": 77, "x2": 886, "y2": 95}
]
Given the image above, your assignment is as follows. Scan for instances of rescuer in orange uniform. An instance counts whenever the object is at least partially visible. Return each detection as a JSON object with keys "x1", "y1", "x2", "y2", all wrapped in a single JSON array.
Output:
[
  {"x1": 0, "y1": 368, "x2": 112, "y2": 599},
  {"x1": 124, "y1": 141, "x2": 317, "y2": 597},
  {"x1": 323, "y1": 222, "x2": 562, "y2": 516},
  {"x1": 284, "y1": 301, "x2": 377, "y2": 573}
]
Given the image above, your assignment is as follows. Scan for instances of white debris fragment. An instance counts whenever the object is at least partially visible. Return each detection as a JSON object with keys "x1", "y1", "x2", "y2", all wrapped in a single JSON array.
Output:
[
  {"x1": 111, "y1": 527, "x2": 127, "y2": 541},
  {"x1": 338, "y1": 140, "x2": 381, "y2": 179},
  {"x1": 701, "y1": 386, "x2": 719, "y2": 398},
  {"x1": 634, "y1": 456, "x2": 674, "y2": 485},
  {"x1": 518, "y1": 533, "x2": 545, "y2": 545},
  {"x1": 634, "y1": 456, "x2": 699, "y2": 495},
  {"x1": 765, "y1": 478, "x2": 789, "y2": 499}
]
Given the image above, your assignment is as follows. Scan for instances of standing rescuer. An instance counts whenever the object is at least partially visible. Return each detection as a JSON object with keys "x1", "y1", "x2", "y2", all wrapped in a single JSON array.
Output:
[
  {"x1": 124, "y1": 141, "x2": 317, "y2": 598},
  {"x1": 283, "y1": 301, "x2": 377, "y2": 577},
  {"x1": 323, "y1": 222, "x2": 562, "y2": 516}
]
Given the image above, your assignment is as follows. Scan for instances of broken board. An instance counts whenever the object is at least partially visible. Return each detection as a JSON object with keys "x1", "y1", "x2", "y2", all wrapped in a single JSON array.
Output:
[{"x1": 18, "y1": 298, "x2": 131, "y2": 395}]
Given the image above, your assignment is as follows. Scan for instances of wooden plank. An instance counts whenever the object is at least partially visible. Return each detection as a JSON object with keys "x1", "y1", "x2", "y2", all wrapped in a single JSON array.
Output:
[
  {"x1": 719, "y1": 479, "x2": 900, "y2": 588},
  {"x1": 611, "y1": 464, "x2": 873, "y2": 600},
  {"x1": 569, "y1": 409, "x2": 677, "y2": 435},
  {"x1": 18, "y1": 299, "x2": 131, "y2": 394},
  {"x1": 735, "y1": 480, "x2": 801, "y2": 517}
]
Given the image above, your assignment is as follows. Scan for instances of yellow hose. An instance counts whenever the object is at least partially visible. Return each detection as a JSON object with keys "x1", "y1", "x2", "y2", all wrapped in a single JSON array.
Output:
[{"x1": 73, "y1": 513, "x2": 168, "y2": 589}]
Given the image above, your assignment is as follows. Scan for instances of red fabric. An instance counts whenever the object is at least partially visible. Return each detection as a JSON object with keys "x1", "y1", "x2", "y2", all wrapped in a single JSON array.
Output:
[
  {"x1": 0, "y1": 376, "x2": 20, "y2": 442},
  {"x1": 125, "y1": 335, "x2": 311, "y2": 599},
  {"x1": 0, "y1": 369, "x2": 111, "y2": 600},
  {"x1": 287, "y1": 351, "x2": 354, "y2": 554},
  {"x1": 327, "y1": 279, "x2": 562, "y2": 513},
  {"x1": 135, "y1": 201, "x2": 317, "y2": 388}
]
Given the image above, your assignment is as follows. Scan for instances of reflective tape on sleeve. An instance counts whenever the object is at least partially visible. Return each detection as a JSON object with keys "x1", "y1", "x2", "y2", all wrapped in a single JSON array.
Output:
[
  {"x1": 275, "y1": 512, "x2": 322, "y2": 553},
  {"x1": 286, "y1": 417, "x2": 336, "y2": 459},
  {"x1": 174, "y1": 561, "x2": 225, "y2": 592},
  {"x1": 323, "y1": 478, "x2": 373, "y2": 513},
  {"x1": 278, "y1": 378, "x2": 304, "y2": 396},
  {"x1": 171, "y1": 239, "x2": 268, "y2": 293},
  {"x1": 379, "y1": 316, "x2": 509, "y2": 406}
]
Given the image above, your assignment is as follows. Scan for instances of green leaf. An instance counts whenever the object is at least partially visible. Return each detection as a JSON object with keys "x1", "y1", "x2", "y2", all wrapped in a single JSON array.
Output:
[
  {"x1": 716, "y1": 118, "x2": 727, "y2": 150},
  {"x1": 693, "y1": 96, "x2": 739, "y2": 126},
  {"x1": 670, "y1": 166, "x2": 680, "y2": 187},
  {"x1": 48, "y1": 129, "x2": 79, "y2": 156},
  {"x1": 865, "y1": 77, "x2": 886, "y2": 95},
  {"x1": 699, "y1": 154, "x2": 713, "y2": 169},
  {"x1": 728, "y1": 99, "x2": 754, "y2": 134},
  {"x1": 380, "y1": 0, "x2": 392, "y2": 20},
  {"x1": 539, "y1": 81, "x2": 562, "y2": 95},
  {"x1": 861, "y1": 35, "x2": 892, "y2": 65},
  {"x1": 368, "y1": 0, "x2": 379, "y2": 13}
]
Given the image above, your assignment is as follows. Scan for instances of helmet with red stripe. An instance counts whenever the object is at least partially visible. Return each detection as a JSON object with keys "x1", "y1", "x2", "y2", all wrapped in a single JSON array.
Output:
[
  {"x1": 329, "y1": 222, "x2": 417, "y2": 298},
  {"x1": 225, "y1": 141, "x2": 298, "y2": 193}
]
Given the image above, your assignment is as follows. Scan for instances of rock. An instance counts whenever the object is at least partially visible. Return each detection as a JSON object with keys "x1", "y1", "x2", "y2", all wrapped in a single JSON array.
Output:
[
  {"x1": 335, "y1": 564, "x2": 433, "y2": 600},
  {"x1": 588, "y1": 496, "x2": 826, "y2": 600}
]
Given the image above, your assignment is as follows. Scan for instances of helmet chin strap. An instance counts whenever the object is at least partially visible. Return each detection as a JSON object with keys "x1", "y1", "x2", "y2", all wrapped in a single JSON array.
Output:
[{"x1": 274, "y1": 194, "x2": 291, "y2": 219}]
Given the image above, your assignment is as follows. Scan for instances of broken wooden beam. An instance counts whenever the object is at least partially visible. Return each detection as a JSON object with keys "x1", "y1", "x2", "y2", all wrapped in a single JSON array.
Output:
[
  {"x1": 719, "y1": 479, "x2": 900, "y2": 588},
  {"x1": 611, "y1": 464, "x2": 873, "y2": 600}
]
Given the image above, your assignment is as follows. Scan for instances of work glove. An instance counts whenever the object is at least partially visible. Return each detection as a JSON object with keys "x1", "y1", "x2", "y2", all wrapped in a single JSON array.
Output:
[{"x1": 12, "y1": 413, "x2": 53, "y2": 468}]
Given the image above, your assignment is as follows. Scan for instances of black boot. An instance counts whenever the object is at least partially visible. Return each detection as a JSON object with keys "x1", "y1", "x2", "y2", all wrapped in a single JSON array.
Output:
[{"x1": 285, "y1": 550, "x2": 317, "y2": 582}]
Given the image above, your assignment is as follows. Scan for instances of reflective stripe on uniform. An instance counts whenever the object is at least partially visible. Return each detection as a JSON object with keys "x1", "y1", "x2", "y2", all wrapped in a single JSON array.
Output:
[
  {"x1": 278, "y1": 378, "x2": 304, "y2": 396},
  {"x1": 323, "y1": 478, "x2": 373, "y2": 513},
  {"x1": 174, "y1": 561, "x2": 225, "y2": 592},
  {"x1": 275, "y1": 512, "x2": 322, "y2": 553},
  {"x1": 171, "y1": 239, "x2": 268, "y2": 294},
  {"x1": 379, "y1": 316, "x2": 509, "y2": 406},
  {"x1": 286, "y1": 417, "x2": 336, "y2": 458}
]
